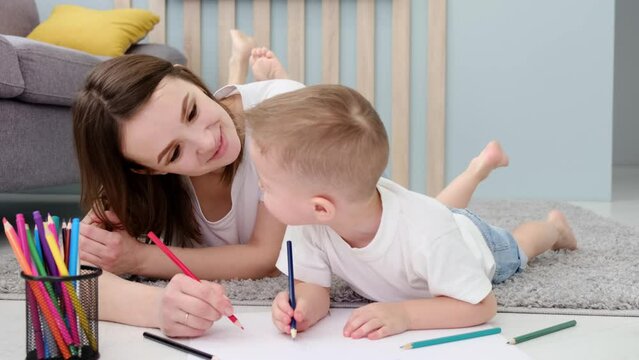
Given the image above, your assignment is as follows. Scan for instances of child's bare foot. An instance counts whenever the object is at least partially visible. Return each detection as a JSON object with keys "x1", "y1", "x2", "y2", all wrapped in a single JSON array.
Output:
[
  {"x1": 547, "y1": 210, "x2": 578, "y2": 250},
  {"x1": 230, "y1": 29, "x2": 255, "y2": 63},
  {"x1": 250, "y1": 47, "x2": 288, "y2": 81},
  {"x1": 469, "y1": 141, "x2": 509, "y2": 181}
]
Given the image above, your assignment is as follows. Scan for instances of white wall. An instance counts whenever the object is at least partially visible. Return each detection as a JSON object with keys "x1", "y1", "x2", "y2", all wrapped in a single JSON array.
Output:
[{"x1": 614, "y1": 0, "x2": 639, "y2": 166}]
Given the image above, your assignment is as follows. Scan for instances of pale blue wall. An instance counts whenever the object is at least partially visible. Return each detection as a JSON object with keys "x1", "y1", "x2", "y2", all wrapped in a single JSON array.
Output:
[
  {"x1": 34, "y1": 0, "x2": 615, "y2": 200},
  {"x1": 446, "y1": 0, "x2": 614, "y2": 200}
]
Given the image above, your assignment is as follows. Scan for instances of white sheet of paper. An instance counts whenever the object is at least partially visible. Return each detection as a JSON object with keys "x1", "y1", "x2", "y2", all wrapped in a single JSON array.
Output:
[{"x1": 188, "y1": 308, "x2": 530, "y2": 360}]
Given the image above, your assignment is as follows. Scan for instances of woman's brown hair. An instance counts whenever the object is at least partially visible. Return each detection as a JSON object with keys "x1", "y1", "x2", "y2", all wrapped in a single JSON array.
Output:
[{"x1": 72, "y1": 54, "x2": 242, "y2": 246}]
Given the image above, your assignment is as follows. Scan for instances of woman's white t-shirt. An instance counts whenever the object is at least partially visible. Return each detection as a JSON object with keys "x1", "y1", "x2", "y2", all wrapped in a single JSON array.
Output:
[{"x1": 185, "y1": 79, "x2": 304, "y2": 247}]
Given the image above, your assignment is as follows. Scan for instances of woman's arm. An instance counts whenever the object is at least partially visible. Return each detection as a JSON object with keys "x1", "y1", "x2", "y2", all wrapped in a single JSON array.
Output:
[
  {"x1": 135, "y1": 202, "x2": 286, "y2": 280},
  {"x1": 98, "y1": 271, "x2": 162, "y2": 327},
  {"x1": 99, "y1": 270, "x2": 235, "y2": 337}
]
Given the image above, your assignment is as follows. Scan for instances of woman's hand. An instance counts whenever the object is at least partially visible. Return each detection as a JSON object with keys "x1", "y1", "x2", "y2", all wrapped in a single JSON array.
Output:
[
  {"x1": 158, "y1": 274, "x2": 235, "y2": 338},
  {"x1": 343, "y1": 302, "x2": 410, "y2": 340},
  {"x1": 79, "y1": 210, "x2": 144, "y2": 275}
]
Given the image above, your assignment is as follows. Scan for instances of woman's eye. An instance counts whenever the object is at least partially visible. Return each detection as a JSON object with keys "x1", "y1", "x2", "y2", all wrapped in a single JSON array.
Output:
[
  {"x1": 169, "y1": 145, "x2": 181, "y2": 163},
  {"x1": 188, "y1": 103, "x2": 198, "y2": 121}
]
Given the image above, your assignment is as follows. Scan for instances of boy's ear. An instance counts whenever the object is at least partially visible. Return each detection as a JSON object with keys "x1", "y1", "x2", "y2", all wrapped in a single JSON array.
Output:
[{"x1": 310, "y1": 196, "x2": 336, "y2": 223}]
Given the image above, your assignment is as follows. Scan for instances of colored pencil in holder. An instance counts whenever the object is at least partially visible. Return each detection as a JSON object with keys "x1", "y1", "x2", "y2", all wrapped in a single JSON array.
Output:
[
  {"x1": 4, "y1": 218, "x2": 72, "y2": 359},
  {"x1": 7, "y1": 215, "x2": 102, "y2": 359},
  {"x1": 63, "y1": 221, "x2": 70, "y2": 268},
  {"x1": 31, "y1": 224, "x2": 44, "y2": 270},
  {"x1": 16, "y1": 214, "x2": 30, "y2": 266},
  {"x1": 43, "y1": 224, "x2": 98, "y2": 351},
  {"x1": 69, "y1": 218, "x2": 80, "y2": 277},
  {"x1": 33, "y1": 211, "x2": 58, "y2": 276}
]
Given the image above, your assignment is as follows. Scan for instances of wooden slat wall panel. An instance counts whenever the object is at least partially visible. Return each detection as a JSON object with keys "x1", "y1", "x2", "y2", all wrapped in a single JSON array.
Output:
[
  {"x1": 287, "y1": 0, "x2": 305, "y2": 83},
  {"x1": 426, "y1": 0, "x2": 447, "y2": 196},
  {"x1": 164, "y1": 0, "x2": 448, "y2": 194},
  {"x1": 218, "y1": 0, "x2": 236, "y2": 84},
  {"x1": 183, "y1": 0, "x2": 202, "y2": 75},
  {"x1": 114, "y1": 0, "x2": 131, "y2": 9},
  {"x1": 356, "y1": 0, "x2": 375, "y2": 103},
  {"x1": 321, "y1": 0, "x2": 340, "y2": 84},
  {"x1": 148, "y1": 0, "x2": 166, "y2": 44},
  {"x1": 253, "y1": 0, "x2": 271, "y2": 48},
  {"x1": 391, "y1": 0, "x2": 410, "y2": 187}
]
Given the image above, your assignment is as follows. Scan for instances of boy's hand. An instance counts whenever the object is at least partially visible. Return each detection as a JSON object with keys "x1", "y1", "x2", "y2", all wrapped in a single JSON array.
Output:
[
  {"x1": 343, "y1": 302, "x2": 410, "y2": 340},
  {"x1": 271, "y1": 291, "x2": 316, "y2": 335}
]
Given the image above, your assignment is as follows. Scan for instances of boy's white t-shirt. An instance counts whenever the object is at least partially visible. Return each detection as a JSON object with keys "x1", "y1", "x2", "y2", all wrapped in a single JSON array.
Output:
[
  {"x1": 186, "y1": 79, "x2": 305, "y2": 247},
  {"x1": 276, "y1": 177, "x2": 495, "y2": 305}
]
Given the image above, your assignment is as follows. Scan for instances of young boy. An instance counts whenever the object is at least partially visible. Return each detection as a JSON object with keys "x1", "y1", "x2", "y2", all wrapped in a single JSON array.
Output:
[{"x1": 243, "y1": 85, "x2": 577, "y2": 340}]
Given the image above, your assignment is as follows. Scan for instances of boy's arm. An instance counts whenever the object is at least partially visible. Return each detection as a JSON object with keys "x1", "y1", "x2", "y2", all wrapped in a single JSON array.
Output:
[
  {"x1": 405, "y1": 291, "x2": 497, "y2": 329},
  {"x1": 294, "y1": 281, "x2": 331, "y2": 328},
  {"x1": 344, "y1": 291, "x2": 497, "y2": 340}
]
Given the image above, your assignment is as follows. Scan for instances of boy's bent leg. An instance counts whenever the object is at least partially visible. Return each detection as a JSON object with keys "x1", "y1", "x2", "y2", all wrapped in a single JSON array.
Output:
[
  {"x1": 436, "y1": 141, "x2": 509, "y2": 208},
  {"x1": 250, "y1": 47, "x2": 289, "y2": 81},
  {"x1": 228, "y1": 29, "x2": 256, "y2": 85},
  {"x1": 513, "y1": 210, "x2": 577, "y2": 260}
]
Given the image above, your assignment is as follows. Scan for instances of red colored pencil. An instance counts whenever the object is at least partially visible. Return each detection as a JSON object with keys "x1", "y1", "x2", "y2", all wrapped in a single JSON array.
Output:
[{"x1": 146, "y1": 231, "x2": 244, "y2": 330}]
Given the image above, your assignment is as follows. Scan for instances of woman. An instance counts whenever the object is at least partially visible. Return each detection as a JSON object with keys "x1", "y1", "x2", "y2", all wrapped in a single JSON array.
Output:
[{"x1": 74, "y1": 42, "x2": 301, "y2": 337}]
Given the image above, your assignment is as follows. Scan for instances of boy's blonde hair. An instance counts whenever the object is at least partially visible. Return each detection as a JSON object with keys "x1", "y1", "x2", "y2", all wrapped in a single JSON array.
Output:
[{"x1": 245, "y1": 84, "x2": 389, "y2": 201}]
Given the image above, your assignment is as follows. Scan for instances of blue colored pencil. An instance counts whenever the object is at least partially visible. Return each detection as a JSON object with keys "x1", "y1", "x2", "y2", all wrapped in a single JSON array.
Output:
[
  {"x1": 286, "y1": 240, "x2": 297, "y2": 339},
  {"x1": 401, "y1": 327, "x2": 502, "y2": 350},
  {"x1": 69, "y1": 218, "x2": 80, "y2": 277}
]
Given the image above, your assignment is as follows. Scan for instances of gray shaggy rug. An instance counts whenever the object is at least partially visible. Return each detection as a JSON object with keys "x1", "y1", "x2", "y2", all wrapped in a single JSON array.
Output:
[{"x1": 2, "y1": 201, "x2": 638, "y2": 316}]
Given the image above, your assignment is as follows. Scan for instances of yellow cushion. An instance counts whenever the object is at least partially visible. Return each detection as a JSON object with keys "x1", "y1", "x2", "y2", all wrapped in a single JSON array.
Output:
[{"x1": 27, "y1": 5, "x2": 159, "y2": 57}]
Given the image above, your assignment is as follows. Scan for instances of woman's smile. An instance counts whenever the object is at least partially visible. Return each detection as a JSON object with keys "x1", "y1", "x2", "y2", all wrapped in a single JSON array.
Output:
[{"x1": 209, "y1": 128, "x2": 227, "y2": 162}]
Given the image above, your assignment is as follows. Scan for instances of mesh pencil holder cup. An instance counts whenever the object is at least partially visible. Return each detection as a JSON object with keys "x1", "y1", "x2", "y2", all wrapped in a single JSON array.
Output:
[{"x1": 21, "y1": 265, "x2": 102, "y2": 360}]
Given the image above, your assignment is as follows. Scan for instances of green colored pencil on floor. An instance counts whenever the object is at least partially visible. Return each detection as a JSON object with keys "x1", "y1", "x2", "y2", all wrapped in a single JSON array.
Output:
[
  {"x1": 507, "y1": 320, "x2": 577, "y2": 345},
  {"x1": 401, "y1": 327, "x2": 502, "y2": 350}
]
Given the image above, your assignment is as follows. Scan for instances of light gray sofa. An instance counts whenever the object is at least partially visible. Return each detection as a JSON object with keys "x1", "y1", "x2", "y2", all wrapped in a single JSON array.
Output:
[{"x1": 0, "y1": 0, "x2": 186, "y2": 192}]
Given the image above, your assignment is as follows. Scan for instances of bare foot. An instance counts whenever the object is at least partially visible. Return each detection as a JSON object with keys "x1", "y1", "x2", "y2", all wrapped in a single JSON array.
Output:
[
  {"x1": 250, "y1": 47, "x2": 288, "y2": 81},
  {"x1": 469, "y1": 141, "x2": 509, "y2": 181},
  {"x1": 547, "y1": 210, "x2": 578, "y2": 250},
  {"x1": 230, "y1": 29, "x2": 255, "y2": 63}
]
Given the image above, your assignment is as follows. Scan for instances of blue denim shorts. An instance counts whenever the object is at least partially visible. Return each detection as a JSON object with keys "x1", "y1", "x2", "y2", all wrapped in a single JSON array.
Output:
[{"x1": 451, "y1": 208, "x2": 528, "y2": 284}]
